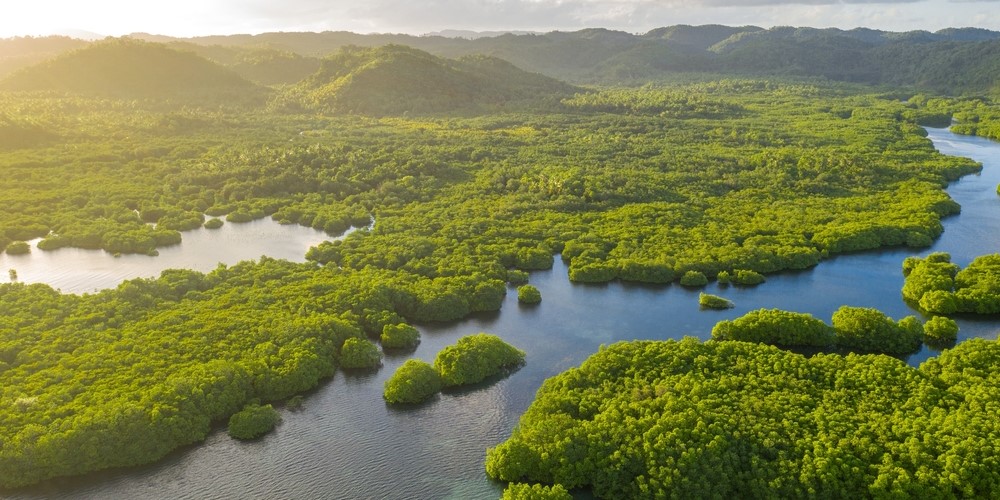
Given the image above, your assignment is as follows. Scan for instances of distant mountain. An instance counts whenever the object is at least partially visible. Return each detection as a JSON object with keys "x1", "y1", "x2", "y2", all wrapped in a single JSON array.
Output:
[
  {"x1": 423, "y1": 30, "x2": 541, "y2": 39},
  {"x1": 280, "y1": 44, "x2": 580, "y2": 115},
  {"x1": 0, "y1": 36, "x2": 88, "y2": 80},
  {"x1": 3, "y1": 25, "x2": 999, "y2": 95},
  {"x1": 0, "y1": 38, "x2": 266, "y2": 102}
]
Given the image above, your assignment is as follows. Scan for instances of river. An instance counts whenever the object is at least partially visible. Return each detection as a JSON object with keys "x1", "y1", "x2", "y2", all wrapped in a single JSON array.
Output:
[{"x1": 9, "y1": 127, "x2": 1000, "y2": 499}]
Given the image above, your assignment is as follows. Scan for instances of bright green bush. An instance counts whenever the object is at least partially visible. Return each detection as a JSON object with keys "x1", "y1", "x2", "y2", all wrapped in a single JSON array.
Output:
[
  {"x1": 434, "y1": 334, "x2": 525, "y2": 387},
  {"x1": 832, "y1": 306, "x2": 923, "y2": 354},
  {"x1": 924, "y1": 316, "x2": 959, "y2": 344},
  {"x1": 380, "y1": 323, "x2": 421, "y2": 350},
  {"x1": 502, "y1": 483, "x2": 572, "y2": 500},
  {"x1": 698, "y1": 293, "x2": 733, "y2": 309},
  {"x1": 339, "y1": 337, "x2": 382, "y2": 369},
  {"x1": 731, "y1": 269, "x2": 765, "y2": 286},
  {"x1": 506, "y1": 269, "x2": 530, "y2": 285},
  {"x1": 679, "y1": 271, "x2": 708, "y2": 287},
  {"x1": 383, "y1": 359, "x2": 442, "y2": 404},
  {"x1": 712, "y1": 308, "x2": 834, "y2": 347},
  {"x1": 517, "y1": 285, "x2": 542, "y2": 304},
  {"x1": 228, "y1": 403, "x2": 280, "y2": 440}
]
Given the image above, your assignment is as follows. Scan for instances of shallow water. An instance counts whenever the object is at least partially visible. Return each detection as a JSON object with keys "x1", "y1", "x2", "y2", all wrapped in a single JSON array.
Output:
[{"x1": 10, "y1": 127, "x2": 1000, "y2": 499}]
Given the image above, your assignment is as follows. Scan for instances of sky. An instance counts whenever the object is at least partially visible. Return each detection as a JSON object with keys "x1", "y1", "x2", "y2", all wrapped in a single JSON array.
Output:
[{"x1": 1, "y1": 0, "x2": 998, "y2": 39}]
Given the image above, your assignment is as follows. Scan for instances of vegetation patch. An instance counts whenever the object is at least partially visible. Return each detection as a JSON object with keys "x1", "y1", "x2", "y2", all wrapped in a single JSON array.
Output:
[
  {"x1": 433, "y1": 334, "x2": 525, "y2": 387},
  {"x1": 698, "y1": 292, "x2": 733, "y2": 309},
  {"x1": 228, "y1": 403, "x2": 281, "y2": 440},
  {"x1": 903, "y1": 252, "x2": 1000, "y2": 314},
  {"x1": 486, "y1": 338, "x2": 1000, "y2": 498},
  {"x1": 383, "y1": 359, "x2": 443, "y2": 404},
  {"x1": 380, "y1": 323, "x2": 421, "y2": 350},
  {"x1": 517, "y1": 285, "x2": 542, "y2": 304},
  {"x1": 340, "y1": 337, "x2": 382, "y2": 370}
]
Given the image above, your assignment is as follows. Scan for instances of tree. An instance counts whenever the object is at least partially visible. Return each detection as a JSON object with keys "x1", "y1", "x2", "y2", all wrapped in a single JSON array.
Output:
[
  {"x1": 380, "y1": 323, "x2": 421, "y2": 350},
  {"x1": 383, "y1": 359, "x2": 442, "y2": 404},
  {"x1": 228, "y1": 403, "x2": 280, "y2": 440},
  {"x1": 340, "y1": 337, "x2": 382, "y2": 369},
  {"x1": 433, "y1": 333, "x2": 525, "y2": 387},
  {"x1": 518, "y1": 285, "x2": 542, "y2": 304}
]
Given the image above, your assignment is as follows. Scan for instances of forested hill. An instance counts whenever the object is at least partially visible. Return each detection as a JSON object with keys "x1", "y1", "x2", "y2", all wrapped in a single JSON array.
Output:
[
  {"x1": 0, "y1": 38, "x2": 265, "y2": 102},
  {"x1": 277, "y1": 45, "x2": 580, "y2": 115},
  {"x1": 123, "y1": 26, "x2": 1000, "y2": 94}
]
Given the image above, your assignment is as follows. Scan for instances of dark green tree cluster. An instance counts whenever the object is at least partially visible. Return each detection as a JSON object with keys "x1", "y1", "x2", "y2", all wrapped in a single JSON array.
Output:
[
  {"x1": 712, "y1": 306, "x2": 923, "y2": 354},
  {"x1": 380, "y1": 323, "x2": 421, "y2": 350},
  {"x1": 227, "y1": 403, "x2": 281, "y2": 440},
  {"x1": 517, "y1": 285, "x2": 542, "y2": 304},
  {"x1": 903, "y1": 252, "x2": 1000, "y2": 314},
  {"x1": 698, "y1": 292, "x2": 734, "y2": 309},
  {"x1": 679, "y1": 271, "x2": 708, "y2": 287},
  {"x1": 501, "y1": 483, "x2": 572, "y2": 499},
  {"x1": 339, "y1": 337, "x2": 382, "y2": 370},
  {"x1": 4, "y1": 241, "x2": 29, "y2": 255},
  {"x1": 434, "y1": 334, "x2": 525, "y2": 387},
  {"x1": 383, "y1": 359, "x2": 443, "y2": 404},
  {"x1": 383, "y1": 334, "x2": 524, "y2": 404},
  {"x1": 924, "y1": 316, "x2": 959, "y2": 346},
  {"x1": 486, "y1": 338, "x2": 1000, "y2": 498}
]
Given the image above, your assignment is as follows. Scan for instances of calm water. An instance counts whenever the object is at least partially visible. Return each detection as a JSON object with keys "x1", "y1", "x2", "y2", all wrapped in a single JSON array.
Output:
[
  {"x1": 0, "y1": 219, "x2": 340, "y2": 294},
  {"x1": 10, "y1": 127, "x2": 1000, "y2": 499}
]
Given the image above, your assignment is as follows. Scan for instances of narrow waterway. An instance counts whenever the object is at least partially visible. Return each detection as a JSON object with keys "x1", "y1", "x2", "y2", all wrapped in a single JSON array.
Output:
[{"x1": 10, "y1": 127, "x2": 1000, "y2": 499}]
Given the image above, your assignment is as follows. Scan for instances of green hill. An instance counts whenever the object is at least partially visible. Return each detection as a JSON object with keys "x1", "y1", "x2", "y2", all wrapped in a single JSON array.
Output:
[
  {"x1": 0, "y1": 38, "x2": 265, "y2": 102},
  {"x1": 282, "y1": 45, "x2": 579, "y2": 115}
]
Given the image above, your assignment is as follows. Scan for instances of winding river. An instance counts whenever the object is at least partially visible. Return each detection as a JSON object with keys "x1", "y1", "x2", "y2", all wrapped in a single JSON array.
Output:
[{"x1": 9, "y1": 127, "x2": 1000, "y2": 499}]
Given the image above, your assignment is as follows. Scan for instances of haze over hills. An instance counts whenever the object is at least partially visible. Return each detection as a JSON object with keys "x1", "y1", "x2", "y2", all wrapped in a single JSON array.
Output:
[
  {"x1": 0, "y1": 38, "x2": 266, "y2": 102},
  {"x1": 278, "y1": 44, "x2": 580, "y2": 115},
  {"x1": 1, "y1": 24, "x2": 998, "y2": 97}
]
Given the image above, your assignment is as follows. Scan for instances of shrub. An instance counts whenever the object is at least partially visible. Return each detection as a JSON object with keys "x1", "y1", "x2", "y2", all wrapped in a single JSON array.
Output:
[
  {"x1": 518, "y1": 285, "x2": 542, "y2": 304},
  {"x1": 732, "y1": 269, "x2": 765, "y2": 286},
  {"x1": 204, "y1": 218, "x2": 224, "y2": 229},
  {"x1": 434, "y1": 333, "x2": 525, "y2": 387},
  {"x1": 716, "y1": 270, "x2": 731, "y2": 285},
  {"x1": 679, "y1": 270, "x2": 708, "y2": 287},
  {"x1": 699, "y1": 293, "x2": 733, "y2": 309},
  {"x1": 924, "y1": 316, "x2": 959, "y2": 344},
  {"x1": 380, "y1": 323, "x2": 420, "y2": 350},
  {"x1": 384, "y1": 359, "x2": 442, "y2": 404},
  {"x1": 340, "y1": 337, "x2": 382, "y2": 369},
  {"x1": 832, "y1": 306, "x2": 922, "y2": 354},
  {"x1": 228, "y1": 403, "x2": 280, "y2": 440},
  {"x1": 502, "y1": 483, "x2": 572, "y2": 500},
  {"x1": 712, "y1": 309, "x2": 834, "y2": 346},
  {"x1": 507, "y1": 269, "x2": 530, "y2": 284},
  {"x1": 5, "y1": 241, "x2": 30, "y2": 255}
]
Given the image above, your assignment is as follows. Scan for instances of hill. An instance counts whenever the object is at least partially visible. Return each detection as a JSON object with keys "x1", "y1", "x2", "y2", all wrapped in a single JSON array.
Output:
[
  {"x1": 280, "y1": 45, "x2": 580, "y2": 115},
  {"x1": 0, "y1": 38, "x2": 266, "y2": 103}
]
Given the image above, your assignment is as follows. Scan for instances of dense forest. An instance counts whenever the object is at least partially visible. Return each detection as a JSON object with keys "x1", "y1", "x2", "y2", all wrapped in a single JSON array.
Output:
[{"x1": 1, "y1": 28, "x2": 1000, "y2": 494}]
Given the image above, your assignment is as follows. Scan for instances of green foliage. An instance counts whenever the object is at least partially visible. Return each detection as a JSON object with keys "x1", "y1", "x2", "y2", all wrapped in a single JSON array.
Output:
[
  {"x1": 4, "y1": 241, "x2": 30, "y2": 255},
  {"x1": 924, "y1": 316, "x2": 959, "y2": 345},
  {"x1": 506, "y1": 269, "x2": 530, "y2": 285},
  {"x1": 339, "y1": 337, "x2": 382, "y2": 370},
  {"x1": 278, "y1": 45, "x2": 579, "y2": 116},
  {"x1": 903, "y1": 253, "x2": 1000, "y2": 315},
  {"x1": 204, "y1": 218, "x2": 224, "y2": 229},
  {"x1": 433, "y1": 334, "x2": 525, "y2": 387},
  {"x1": 383, "y1": 359, "x2": 442, "y2": 404},
  {"x1": 501, "y1": 483, "x2": 572, "y2": 500},
  {"x1": 517, "y1": 285, "x2": 542, "y2": 304},
  {"x1": 227, "y1": 403, "x2": 280, "y2": 440},
  {"x1": 698, "y1": 292, "x2": 733, "y2": 309},
  {"x1": 831, "y1": 306, "x2": 923, "y2": 354},
  {"x1": 679, "y1": 270, "x2": 708, "y2": 287},
  {"x1": 731, "y1": 269, "x2": 765, "y2": 286},
  {"x1": 380, "y1": 323, "x2": 421, "y2": 350},
  {"x1": 487, "y1": 338, "x2": 1000, "y2": 498},
  {"x1": 712, "y1": 308, "x2": 833, "y2": 346}
]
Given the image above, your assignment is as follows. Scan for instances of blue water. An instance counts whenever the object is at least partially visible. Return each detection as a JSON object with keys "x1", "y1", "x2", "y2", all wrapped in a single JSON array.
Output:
[{"x1": 9, "y1": 127, "x2": 1000, "y2": 500}]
